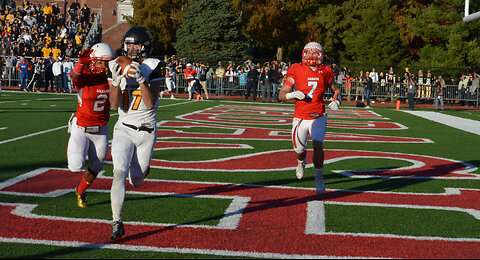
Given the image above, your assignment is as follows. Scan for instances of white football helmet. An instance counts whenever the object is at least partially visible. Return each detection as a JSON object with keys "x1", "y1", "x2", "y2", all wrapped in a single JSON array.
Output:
[
  {"x1": 302, "y1": 42, "x2": 324, "y2": 66},
  {"x1": 89, "y1": 43, "x2": 115, "y2": 74}
]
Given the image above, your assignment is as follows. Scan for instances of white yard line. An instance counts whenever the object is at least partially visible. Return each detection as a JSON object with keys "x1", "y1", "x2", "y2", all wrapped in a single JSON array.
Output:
[
  {"x1": 402, "y1": 111, "x2": 480, "y2": 136},
  {"x1": 0, "y1": 101, "x2": 190, "y2": 145}
]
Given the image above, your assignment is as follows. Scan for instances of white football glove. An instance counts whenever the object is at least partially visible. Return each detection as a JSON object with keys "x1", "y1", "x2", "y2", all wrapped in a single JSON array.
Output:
[
  {"x1": 328, "y1": 100, "x2": 340, "y2": 110},
  {"x1": 285, "y1": 90, "x2": 305, "y2": 100},
  {"x1": 111, "y1": 63, "x2": 122, "y2": 86},
  {"x1": 128, "y1": 62, "x2": 146, "y2": 84}
]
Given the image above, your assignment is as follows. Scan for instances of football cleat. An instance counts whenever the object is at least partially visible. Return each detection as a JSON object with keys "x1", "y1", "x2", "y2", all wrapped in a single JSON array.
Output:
[
  {"x1": 160, "y1": 91, "x2": 164, "y2": 98},
  {"x1": 110, "y1": 221, "x2": 125, "y2": 240},
  {"x1": 315, "y1": 171, "x2": 326, "y2": 194},
  {"x1": 74, "y1": 187, "x2": 87, "y2": 208},
  {"x1": 170, "y1": 95, "x2": 175, "y2": 99},
  {"x1": 296, "y1": 162, "x2": 305, "y2": 179}
]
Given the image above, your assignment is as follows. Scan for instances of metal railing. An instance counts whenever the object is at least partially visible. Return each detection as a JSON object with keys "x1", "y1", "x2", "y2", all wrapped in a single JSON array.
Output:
[
  {"x1": 166, "y1": 74, "x2": 479, "y2": 107},
  {"x1": 4, "y1": 67, "x2": 478, "y2": 107}
]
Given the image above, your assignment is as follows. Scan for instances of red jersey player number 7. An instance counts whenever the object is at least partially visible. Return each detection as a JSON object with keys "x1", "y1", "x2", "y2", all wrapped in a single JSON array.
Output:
[{"x1": 278, "y1": 42, "x2": 341, "y2": 195}]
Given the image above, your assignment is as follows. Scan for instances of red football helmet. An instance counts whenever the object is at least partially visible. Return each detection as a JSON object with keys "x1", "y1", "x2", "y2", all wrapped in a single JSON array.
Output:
[
  {"x1": 89, "y1": 43, "x2": 115, "y2": 74},
  {"x1": 302, "y1": 42, "x2": 324, "y2": 66}
]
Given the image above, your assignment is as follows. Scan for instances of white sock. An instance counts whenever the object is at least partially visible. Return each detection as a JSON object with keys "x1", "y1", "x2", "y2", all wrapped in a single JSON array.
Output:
[
  {"x1": 298, "y1": 158, "x2": 307, "y2": 165},
  {"x1": 111, "y1": 170, "x2": 127, "y2": 222}
]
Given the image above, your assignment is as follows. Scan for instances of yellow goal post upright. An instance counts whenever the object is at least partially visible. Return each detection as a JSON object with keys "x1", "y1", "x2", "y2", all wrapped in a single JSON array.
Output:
[{"x1": 464, "y1": 0, "x2": 480, "y2": 22}]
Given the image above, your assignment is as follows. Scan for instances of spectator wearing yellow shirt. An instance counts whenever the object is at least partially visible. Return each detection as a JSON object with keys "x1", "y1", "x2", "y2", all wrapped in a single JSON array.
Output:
[
  {"x1": 75, "y1": 33, "x2": 82, "y2": 47},
  {"x1": 5, "y1": 13, "x2": 14, "y2": 24},
  {"x1": 43, "y1": 33, "x2": 52, "y2": 47},
  {"x1": 51, "y1": 45, "x2": 61, "y2": 58},
  {"x1": 41, "y1": 45, "x2": 52, "y2": 58},
  {"x1": 43, "y1": 3, "x2": 53, "y2": 15}
]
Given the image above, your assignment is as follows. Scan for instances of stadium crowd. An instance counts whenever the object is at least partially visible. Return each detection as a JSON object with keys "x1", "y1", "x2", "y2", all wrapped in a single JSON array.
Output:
[
  {"x1": 159, "y1": 55, "x2": 479, "y2": 108},
  {"x1": 0, "y1": 1, "x2": 477, "y2": 108},
  {"x1": 1, "y1": 0, "x2": 93, "y2": 92}
]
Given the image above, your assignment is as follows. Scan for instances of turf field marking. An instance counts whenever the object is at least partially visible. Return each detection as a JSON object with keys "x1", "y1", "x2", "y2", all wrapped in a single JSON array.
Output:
[
  {"x1": 1, "y1": 168, "x2": 480, "y2": 258},
  {"x1": 140, "y1": 149, "x2": 479, "y2": 179},
  {"x1": 403, "y1": 110, "x2": 480, "y2": 136},
  {"x1": 156, "y1": 120, "x2": 430, "y2": 143}
]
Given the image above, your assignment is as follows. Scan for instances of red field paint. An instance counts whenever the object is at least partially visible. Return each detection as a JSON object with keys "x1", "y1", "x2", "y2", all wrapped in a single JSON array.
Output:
[
  {"x1": 1, "y1": 168, "x2": 479, "y2": 259},
  {"x1": 156, "y1": 121, "x2": 430, "y2": 143},
  {"x1": 131, "y1": 149, "x2": 478, "y2": 178}
]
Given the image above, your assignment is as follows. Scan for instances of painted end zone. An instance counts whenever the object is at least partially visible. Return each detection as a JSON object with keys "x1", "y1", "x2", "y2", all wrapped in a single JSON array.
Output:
[{"x1": 1, "y1": 169, "x2": 480, "y2": 258}]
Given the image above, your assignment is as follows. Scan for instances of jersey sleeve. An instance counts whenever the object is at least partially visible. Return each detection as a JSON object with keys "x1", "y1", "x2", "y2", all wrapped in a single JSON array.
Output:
[
  {"x1": 141, "y1": 58, "x2": 166, "y2": 83},
  {"x1": 107, "y1": 59, "x2": 116, "y2": 80},
  {"x1": 286, "y1": 63, "x2": 301, "y2": 86}
]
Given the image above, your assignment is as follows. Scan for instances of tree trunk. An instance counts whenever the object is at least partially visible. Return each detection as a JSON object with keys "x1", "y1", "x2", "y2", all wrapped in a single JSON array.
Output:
[{"x1": 276, "y1": 46, "x2": 283, "y2": 61}]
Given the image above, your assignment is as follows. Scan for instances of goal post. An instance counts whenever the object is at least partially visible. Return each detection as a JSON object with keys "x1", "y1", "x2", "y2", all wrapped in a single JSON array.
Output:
[{"x1": 464, "y1": 0, "x2": 480, "y2": 22}]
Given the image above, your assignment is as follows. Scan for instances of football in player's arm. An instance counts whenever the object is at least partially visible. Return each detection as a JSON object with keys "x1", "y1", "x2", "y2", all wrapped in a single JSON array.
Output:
[
  {"x1": 67, "y1": 43, "x2": 115, "y2": 208},
  {"x1": 278, "y1": 42, "x2": 341, "y2": 195}
]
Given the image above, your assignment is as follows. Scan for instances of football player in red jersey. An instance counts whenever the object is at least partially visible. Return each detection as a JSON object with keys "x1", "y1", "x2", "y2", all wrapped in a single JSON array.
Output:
[
  {"x1": 67, "y1": 43, "x2": 115, "y2": 208},
  {"x1": 183, "y1": 63, "x2": 198, "y2": 100},
  {"x1": 279, "y1": 42, "x2": 341, "y2": 194}
]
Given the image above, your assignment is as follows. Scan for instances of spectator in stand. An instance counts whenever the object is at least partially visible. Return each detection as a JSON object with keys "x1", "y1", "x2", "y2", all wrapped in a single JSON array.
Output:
[
  {"x1": 260, "y1": 65, "x2": 273, "y2": 103},
  {"x1": 52, "y1": 57, "x2": 63, "y2": 93},
  {"x1": 41, "y1": 44, "x2": 52, "y2": 58},
  {"x1": 16, "y1": 56, "x2": 32, "y2": 91},
  {"x1": 214, "y1": 64, "x2": 225, "y2": 95},
  {"x1": 23, "y1": 12, "x2": 35, "y2": 28},
  {"x1": 447, "y1": 76, "x2": 456, "y2": 106},
  {"x1": 369, "y1": 67, "x2": 379, "y2": 97},
  {"x1": 74, "y1": 31, "x2": 82, "y2": 51},
  {"x1": 69, "y1": 0, "x2": 80, "y2": 23},
  {"x1": 206, "y1": 63, "x2": 214, "y2": 95},
  {"x1": 355, "y1": 70, "x2": 365, "y2": 102},
  {"x1": 245, "y1": 64, "x2": 258, "y2": 100},
  {"x1": 417, "y1": 69, "x2": 425, "y2": 99},
  {"x1": 43, "y1": 32, "x2": 53, "y2": 47},
  {"x1": 63, "y1": 56, "x2": 74, "y2": 93},
  {"x1": 434, "y1": 75, "x2": 445, "y2": 111},
  {"x1": 80, "y1": 4, "x2": 90, "y2": 24},
  {"x1": 468, "y1": 72, "x2": 478, "y2": 107},
  {"x1": 386, "y1": 66, "x2": 395, "y2": 97},
  {"x1": 365, "y1": 72, "x2": 373, "y2": 108},
  {"x1": 64, "y1": 41, "x2": 74, "y2": 57},
  {"x1": 458, "y1": 74, "x2": 469, "y2": 106},
  {"x1": 404, "y1": 70, "x2": 417, "y2": 110},
  {"x1": 272, "y1": 65, "x2": 282, "y2": 102},
  {"x1": 51, "y1": 43, "x2": 61, "y2": 58},
  {"x1": 238, "y1": 67, "x2": 247, "y2": 96},
  {"x1": 4, "y1": 54, "x2": 15, "y2": 86},
  {"x1": 425, "y1": 71, "x2": 434, "y2": 99},
  {"x1": 225, "y1": 66, "x2": 236, "y2": 96}
]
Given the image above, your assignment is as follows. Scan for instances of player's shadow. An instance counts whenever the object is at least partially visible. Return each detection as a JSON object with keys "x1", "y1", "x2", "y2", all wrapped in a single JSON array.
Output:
[{"x1": 112, "y1": 160, "x2": 480, "y2": 242}]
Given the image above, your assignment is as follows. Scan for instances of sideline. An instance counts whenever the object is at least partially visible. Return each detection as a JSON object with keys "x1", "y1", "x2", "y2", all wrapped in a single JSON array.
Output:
[{"x1": 402, "y1": 110, "x2": 480, "y2": 136}]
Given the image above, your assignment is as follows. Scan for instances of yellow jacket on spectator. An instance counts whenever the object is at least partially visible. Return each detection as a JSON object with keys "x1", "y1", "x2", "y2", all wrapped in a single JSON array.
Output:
[
  {"x1": 5, "y1": 13, "x2": 14, "y2": 23},
  {"x1": 41, "y1": 46, "x2": 52, "y2": 58},
  {"x1": 75, "y1": 34, "x2": 82, "y2": 45},
  {"x1": 215, "y1": 66, "x2": 225, "y2": 79},
  {"x1": 43, "y1": 36, "x2": 52, "y2": 46},
  {"x1": 52, "y1": 47, "x2": 61, "y2": 58},
  {"x1": 43, "y1": 6, "x2": 52, "y2": 15}
]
